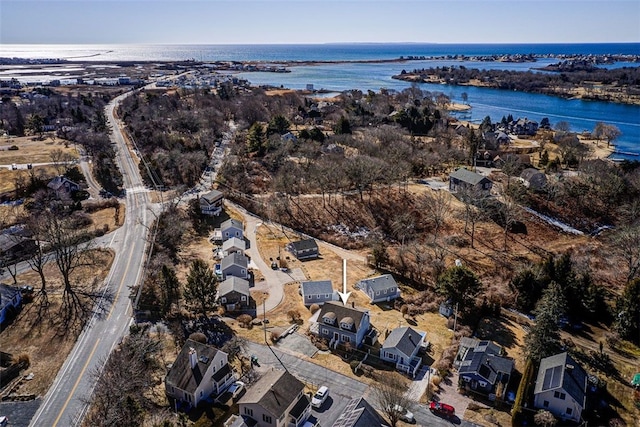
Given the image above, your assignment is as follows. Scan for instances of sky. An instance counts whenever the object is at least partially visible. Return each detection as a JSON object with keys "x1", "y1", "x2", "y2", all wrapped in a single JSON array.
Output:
[{"x1": 1, "y1": 0, "x2": 639, "y2": 45}]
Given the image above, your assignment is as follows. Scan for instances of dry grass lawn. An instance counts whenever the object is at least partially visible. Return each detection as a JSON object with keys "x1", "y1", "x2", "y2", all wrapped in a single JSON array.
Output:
[
  {"x1": 0, "y1": 135, "x2": 78, "y2": 165},
  {"x1": 0, "y1": 249, "x2": 114, "y2": 397}
]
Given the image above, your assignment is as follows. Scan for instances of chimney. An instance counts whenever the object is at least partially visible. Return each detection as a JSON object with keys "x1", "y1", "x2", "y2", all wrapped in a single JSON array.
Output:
[
  {"x1": 352, "y1": 301, "x2": 355, "y2": 308},
  {"x1": 189, "y1": 347, "x2": 197, "y2": 369}
]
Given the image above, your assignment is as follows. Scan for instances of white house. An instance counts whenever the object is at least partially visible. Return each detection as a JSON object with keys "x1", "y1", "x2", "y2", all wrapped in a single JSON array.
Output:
[
  {"x1": 534, "y1": 352, "x2": 587, "y2": 423},
  {"x1": 357, "y1": 274, "x2": 400, "y2": 304},
  {"x1": 380, "y1": 326, "x2": 426, "y2": 378},
  {"x1": 165, "y1": 339, "x2": 235, "y2": 408}
]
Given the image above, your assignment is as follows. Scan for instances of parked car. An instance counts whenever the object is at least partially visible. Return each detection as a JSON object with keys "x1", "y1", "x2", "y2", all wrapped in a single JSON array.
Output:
[
  {"x1": 389, "y1": 404, "x2": 415, "y2": 423},
  {"x1": 227, "y1": 380, "x2": 245, "y2": 399},
  {"x1": 429, "y1": 401, "x2": 455, "y2": 418},
  {"x1": 311, "y1": 385, "x2": 329, "y2": 408}
]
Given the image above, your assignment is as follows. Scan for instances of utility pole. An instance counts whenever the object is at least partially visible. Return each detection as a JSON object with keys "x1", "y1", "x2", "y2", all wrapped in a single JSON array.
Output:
[{"x1": 453, "y1": 302, "x2": 459, "y2": 333}]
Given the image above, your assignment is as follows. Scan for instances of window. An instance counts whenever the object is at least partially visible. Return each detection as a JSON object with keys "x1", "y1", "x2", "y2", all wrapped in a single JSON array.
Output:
[
  {"x1": 322, "y1": 328, "x2": 328, "y2": 335},
  {"x1": 554, "y1": 391, "x2": 566, "y2": 400},
  {"x1": 262, "y1": 414, "x2": 272, "y2": 424},
  {"x1": 387, "y1": 352, "x2": 396, "y2": 360},
  {"x1": 376, "y1": 291, "x2": 380, "y2": 296},
  {"x1": 543, "y1": 400, "x2": 549, "y2": 408},
  {"x1": 325, "y1": 294, "x2": 330, "y2": 298},
  {"x1": 200, "y1": 391, "x2": 203, "y2": 397},
  {"x1": 307, "y1": 295, "x2": 312, "y2": 299},
  {"x1": 478, "y1": 380, "x2": 487, "y2": 388},
  {"x1": 241, "y1": 295, "x2": 246, "y2": 301},
  {"x1": 244, "y1": 407, "x2": 253, "y2": 417},
  {"x1": 342, "y1": 335, "x2": 351, "y2": 342},
  {"x1": 220, "y1": 359, "x2": 224, "y2": 367},
  {"x1": 566, "y1": 408, "x2": 573, "y2": 415},
  {"x1": 462, "y1": 376, "x2": 470, "y2": 383},
  {"x1": 220, "y1": 297, "x2": 227, "y2": 303}
]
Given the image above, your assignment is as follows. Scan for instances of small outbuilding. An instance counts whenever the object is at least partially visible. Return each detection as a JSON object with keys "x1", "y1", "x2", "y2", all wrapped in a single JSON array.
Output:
[{"x1": 286, "y1": 238, "x2": 319, "y2": 260}]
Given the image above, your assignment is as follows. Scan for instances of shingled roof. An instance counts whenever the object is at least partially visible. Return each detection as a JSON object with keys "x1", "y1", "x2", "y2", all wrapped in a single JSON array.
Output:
[
  {"x1": 317, "y1": 301, "x2": 368, "y2": 332},
  {"x1": 238, "y1": 369, "x2": 304, "y2": 419},
  {"x1": 382, "y1": 327, "x2": 424, "y2": 358},
  {"x1": 165, "y1": 339, "x2": 224, "y2": 394},
  {"x1": 450, "y1": 168, "x2": 491, "y2": 186},
  {"x1": 534, "y1": 352, "x2": 587, "y2": 407}
]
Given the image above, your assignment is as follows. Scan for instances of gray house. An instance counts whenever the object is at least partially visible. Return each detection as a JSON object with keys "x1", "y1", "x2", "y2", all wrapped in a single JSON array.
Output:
[
  {"x1": 449, "y1": 168, "x2": 493, "y2": 194},
  {"x1": 218, "y1": 277, "x2": 252, "y2": 312},
  {"x1": 357, "y1": 274, "x2": 400, "y2": 304},
  {"x1": 237, "y1": 369, "x2": 311, "y2": 427},
  {"x1": 200, "y1": 190, "x2": 224, "y2": 216},
  {"x1": 221, "y1": 218, "x2": 244, "y2": 241},
  {"x1": 380, "y1": 326, "x2": 426, "y2": 378},
  {"x1": 286, "y1": 239, "x2": 319, "y2": 260},
  {"x1": 300, "y1": 280, "x2": 338, "y2": 306},
  {"x1": 311, "y1": 301, "x2": 371, "y2": 349},
  {"x1": 165, "y1": 339, "x2": 235, "y2": 408},
  {"x1": 534, "y1": 352, "x2": 587, "y2": 423},
  {"x1": 222, "y1": 237, "x2": 246, "y2": 256},
  {"x1": 331, "y1": 397, "x2": 389, "y2": 427},
  {"x1": 0, "y1": 284, "x2": 22, "y2": 325},
  {"x1": 221, "y1": 252, "x2": 249, "y2": 280},
  {"x1": 520, "y1": 168, "x2": 548, "y2": 191},
  {"x1": 457, "y1": 338, "x2": 514, "y2": 398}
]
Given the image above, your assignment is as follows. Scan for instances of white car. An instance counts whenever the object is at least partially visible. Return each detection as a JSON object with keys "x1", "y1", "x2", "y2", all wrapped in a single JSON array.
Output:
[
  {"x1": 227, "y1": 380, "x2": 245, "y2": 399},
  {"x1": 389, "y1": 404, "x2": 415, "y2": 424},
  {"x1": 311, "y1": 385, "x2": 329, "y2": 408}
]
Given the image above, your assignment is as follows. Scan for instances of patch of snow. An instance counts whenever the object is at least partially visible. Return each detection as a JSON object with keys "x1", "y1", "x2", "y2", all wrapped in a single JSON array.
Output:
[{"x1": 523, "y1": 207, "x2": 583, "y2": 235}]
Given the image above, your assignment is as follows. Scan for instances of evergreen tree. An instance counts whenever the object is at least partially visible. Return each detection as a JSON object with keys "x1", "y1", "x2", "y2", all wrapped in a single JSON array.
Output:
[
  {"x1": 183, "y1": 259, "x2": 218, "y2": 319},
  {"x1": 267, "y1": 114, "x2": 290, "y2": 136},
  {"x1": 524, "y1": 281, "x2": 566, "y2": 361},
  {"x1": 614, "y1": 278, "x2": 640, "y2": 344},
  {"x1": 436, "y1": 265, "x2": 483, "y2": 314},
  {"x1": 161, "y1": 265, "x2": 180, "y2": 314},
  {"x1": 246, "y1": 122, "x2": 266, "y2": 155},
  {"x1": 334, "y1": 116, "x2": 352, "y2": 134}
]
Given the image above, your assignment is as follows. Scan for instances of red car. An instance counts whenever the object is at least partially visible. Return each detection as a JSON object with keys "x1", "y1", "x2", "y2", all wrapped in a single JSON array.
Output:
[{"x1": 429, "y1": 401, "x2": 455, "y2": 418}]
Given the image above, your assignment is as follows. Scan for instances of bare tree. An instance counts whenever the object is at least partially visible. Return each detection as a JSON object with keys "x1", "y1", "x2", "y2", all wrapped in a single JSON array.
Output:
[
  {"x1": 49, "y1": 148, "x2": 75, "y2": 176},
  {"x1": 593, "y1": 122, "x2": 622, "y2": 148},
  {"x1": 371, "y1": 371, "x2": 412, "y2": 427},
  {"x1": 611, "y1": 225, "x2": 640, "y2": 282},
  {"x1": 419, "y1": 189, "x2": 452, "y2": 243},
  {"x1": 459, "y1": 187, "x2": 489, "y2": 248},
  {"x1": 25, "y1": 216, "x2": 52, "y2": 306}
]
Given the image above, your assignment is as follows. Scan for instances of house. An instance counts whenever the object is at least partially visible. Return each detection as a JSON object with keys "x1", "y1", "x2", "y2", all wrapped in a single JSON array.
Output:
[
  {"x1": 47, "y1": 176, "x2": 80, "y2": 199},
  {"x1": 281, "y1": 132, "x2": 298, "y2": 143},
  {"x1": 456, "y1": 338, "x2": 514, "y2": 398},
  {"x1": 221, "y1": 218, "x2": 244, "y2": 241},
  {"x1": 512, "y1": 118, "x2": 539, "y2": 136},
  {"x1": 357, "y1": 274, "x2": 400, "y2": 304},
  {"x1": 200, "y1": 190, "x2": 224, "y2": 216},
  {"x1": 520, "y1": 168, "x2": 548, "y2": 191},
  {"x1": 300, "y1": 280, "x2": 338, "y2": 306},
  {"x1": 449, "y1": 168, "x2": 493, "y2": 194},
  {"x1": 0, "y1": 284, "x2": 22, "y2": 325},
  {"x1": 0, "y1": 233, "x2": 37, "y2": 263},
  {"x1": 380, "y1": 327, "x2": 426, "y2": 378},
  {"x1": 165, "y1": 339, "x2": 235, "y2": 408},
  {"x1": 332, "y1": 397, "x2": 389, "y2": 427},
  {"x1": 221, "y1": 252, "x2": 249, "y2": 280},
  {"x1": 286, "y1": 239, "x2": 319, "y2": 260},
  {"x1": 482, "y1": 131, "x2": 511, "y2": 150},
  {"x1": 439, "y1": 300, "x2": 454, "y2": 318},
  {"x1": 218, "y1": 277, "x2": 252, "y2": 312},
  {"x1": 311, "y1": 301, "x2": 372, "y2": 349},
  {"x1": 534, "y1": 352, "x2": 588, "y2": 423},
  {"x1": 236, "y1": 369, "x2": 311, "y2": 427},
  {"x1": 222, "y1": 237, "x2": 246, "y2": 256}
]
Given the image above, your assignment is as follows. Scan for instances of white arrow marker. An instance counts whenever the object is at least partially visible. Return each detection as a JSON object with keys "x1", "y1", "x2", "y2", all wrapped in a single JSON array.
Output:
[{"x1": 338, "y1": 258, "x2": 351, "y2": 305}]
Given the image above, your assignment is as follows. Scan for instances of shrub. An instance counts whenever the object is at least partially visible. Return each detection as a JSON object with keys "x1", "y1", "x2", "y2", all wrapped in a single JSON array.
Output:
[
  {"x1": 8, "y1": 145, "x2": 19, "y2": 150},
  {"x1": 309, "y1": 303, "x2": 320, "y2": 314},
  {"x1": 467, "y1": 402, "x2": 481, "y2": 411},
  {"x1": 349, "y1": 360, "x2": 360, "y2": 372},
  {"x1": 189, "y1": 332, "x2": 207, "y2": 344},
  {"x1": 270, "y1": 331, "x2": 281, "y2": 343},
  {"x1": 237, "y1": 314, "x2": 253, "y2": 328},
  {"x1": 287, "y1": 309, "x2": 301, "y2": 323}
]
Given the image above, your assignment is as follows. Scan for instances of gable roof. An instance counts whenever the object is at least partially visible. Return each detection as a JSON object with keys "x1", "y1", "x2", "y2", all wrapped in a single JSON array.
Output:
[
  {"x1": 534, "y1": 352, "x2": 587, "y2": 407},
  {"x1": 221, "y1": 252, "x2": 248, "y2": 270},
  {"x1": 238, "y1": 369, "x2": 304, "y2": 418},
  {"x1": 218, "y1": 276, "x2": 250, "y2": 297},
  {"x1": 201, "y1": 190, "x2": 223, "y2": 204},
  {"x1": 47, "y1": 176, "x2": 79, "y2": 192},
  {"x1": 332, "y1": 397, "x2": 389, "y2": 427},
  {"x1": 458, "y1": 339, "x2": 514, "y2": 385},
  {"x1": 359, "y1": 274, "x2": 397, "y2": 293},
  {"x1": 450, "y1": 168, "x2": 491, "y2": 186},
  {"x1": 222, "y1": 237, "x2": 246, "y2": 252},
  {"x1": 165, "y1": 339, "x2": 224, "y2": 394},
  {"x1": 317, "y1": 301, "x2": 368, "y2": 332},
  {"x1": 288, "y1": 238, "x2": 318, "y2": 252},
  {"x1": 382, "y1": 327, "x2": 424, "y2": 357},
  {"x1": 221, "y1": 218, "x2": 243, "y2": 232},
  {"x1": 301, "y1": 280, "x2": 333, "y2": 296}
]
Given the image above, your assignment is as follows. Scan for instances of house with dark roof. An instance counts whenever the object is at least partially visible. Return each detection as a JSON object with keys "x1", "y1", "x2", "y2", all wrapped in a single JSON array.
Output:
[
  {"x1": 222, "y1": 237, "x2": 246, "y2": 256},
  {"x1": 332, "y1": 397, "x2": 389, "y2": 427},
  {"x1": 357, "y1": 274, "x2": 400, "y2": 304},
  {"x1": 165, "y1": 339, "x2": 235, "y2": 408},
  {"x1": 221, "y1": 252, "x2": 249, "y2": 280},
  {"x1": 221, "y1": 218, "x2": 244, "y2": 241},
  {"x1": 200, "y1": 190, "x2": 224, "y2": 216},
  {"x1": 236, "y1": 369, "x2": 311, "y2": 427},
  {"x1": 310, "y1": 301, "x2": 372, "y2": 349},
  {"x1": 300, "y1": 280, "x2": 338, "y2": 306},
  {"x1": 0, "y1": 284, "x2": 22, "y2": 325},
  {"x1": 286, "y1": 239, "x2": 319, "y2": 260},
  {"x1": 0, "y1": 233, "x2": 37, "y2": 263},
  {"x1": 449, "y1": 168, "x2": 493, "y2": 194},
  {"x1": 534, "y1": 352, "x2": 587, "y2": 423},
  {"x1": 47, "y1": 176, "x2": 80, "y2": 199},
  {"x1": 520, "y1": 168, "x2": 548, "y2": 191},
  {"x1": 380, "y1": 326, "x2": 426, "y2": 378},
  {"x1": 218, "y1": 277, "x2": 252, "y2": 312},
  {"x1": 456, "y1": 338, "x2": 514, "y2": 398}
]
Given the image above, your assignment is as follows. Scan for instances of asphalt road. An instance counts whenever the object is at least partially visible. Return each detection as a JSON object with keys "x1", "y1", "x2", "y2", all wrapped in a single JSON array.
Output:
[{"x1": 27, "y1": 89, "x2": 152, "y2": 427}]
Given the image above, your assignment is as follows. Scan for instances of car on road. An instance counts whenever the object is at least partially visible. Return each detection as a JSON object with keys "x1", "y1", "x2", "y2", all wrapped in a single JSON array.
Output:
[
  {"x1": 389, "y1": 404, "x2": 415, "y2": 424},
  {"x1": 429, "y1": 401, "x2": 455, "y2": 418},
  {"x1": 311, "y1": 385, "x2": 329, "y2": 408},
  {"x1": 227, "y1": 380, "x2": 245, "y2": 399}
]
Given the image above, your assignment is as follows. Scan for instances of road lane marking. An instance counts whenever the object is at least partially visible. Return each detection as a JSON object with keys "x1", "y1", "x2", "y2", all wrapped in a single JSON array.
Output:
[{"x1": 53, "y1": 338, "x2": 101, "y2": 427}]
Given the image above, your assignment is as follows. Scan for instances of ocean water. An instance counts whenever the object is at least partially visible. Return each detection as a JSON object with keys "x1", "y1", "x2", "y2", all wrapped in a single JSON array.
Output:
[{"x1": 2, "y1": 43, "x2": 639, "y2": 157}]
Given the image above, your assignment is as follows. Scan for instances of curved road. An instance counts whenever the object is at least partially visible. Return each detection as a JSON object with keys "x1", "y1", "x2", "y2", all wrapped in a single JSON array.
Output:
[{"x1": 29, "y1": 89, "x2": 152, "y2": 427}]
